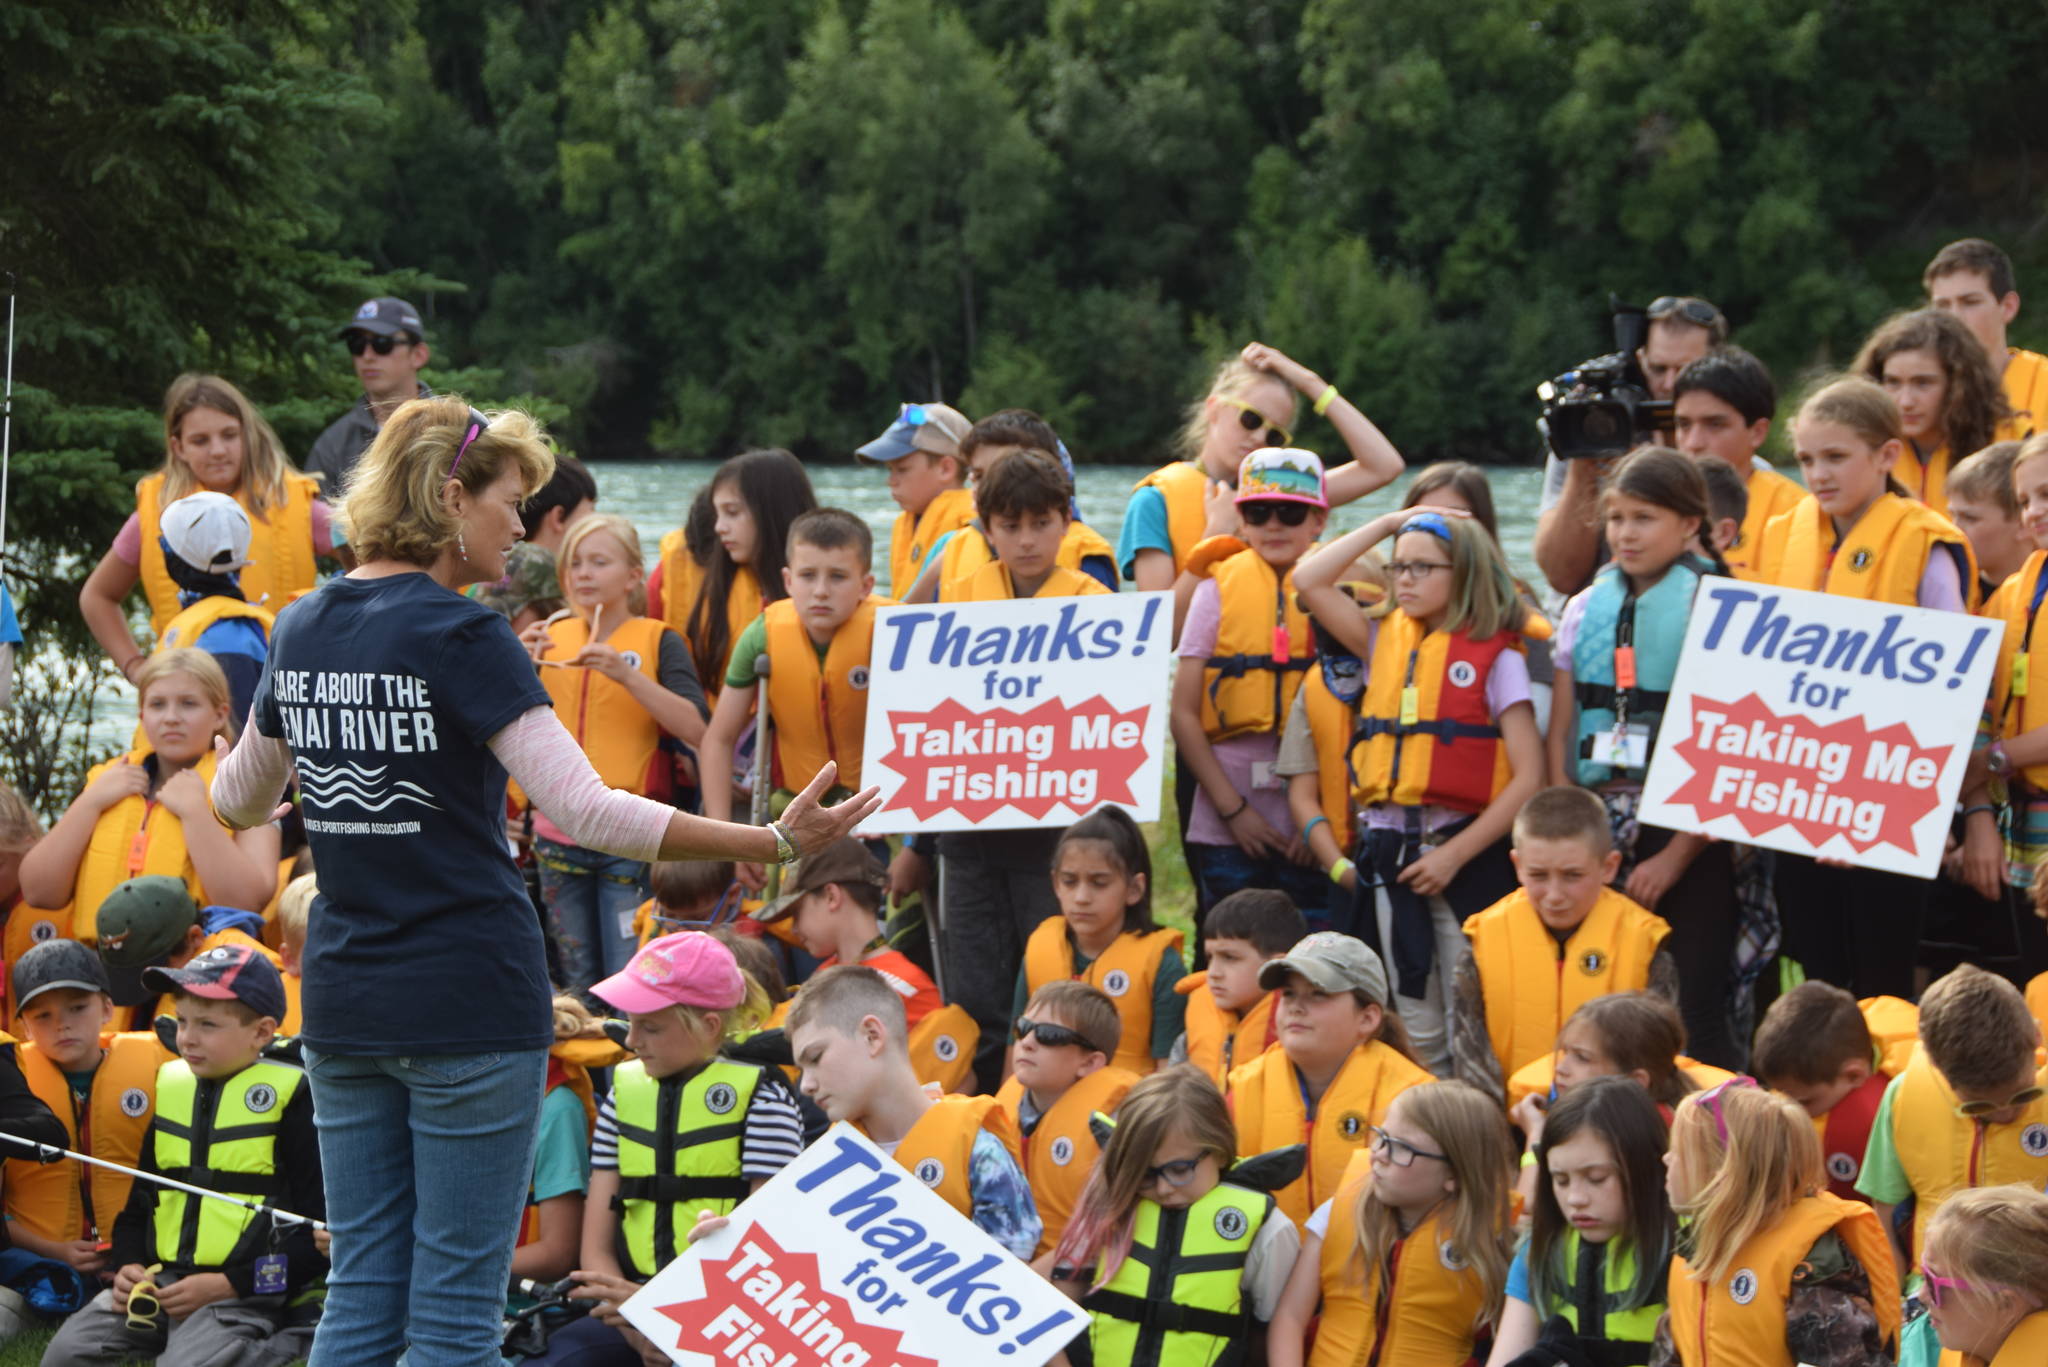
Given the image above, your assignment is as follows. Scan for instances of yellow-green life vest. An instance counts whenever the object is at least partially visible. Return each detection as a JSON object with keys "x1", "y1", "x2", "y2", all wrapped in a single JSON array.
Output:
[
  {"x1": 1544, "y1": 1231, "x2": 1664, "y2": 1358},
  {"x1": 612, "y1": 1057, "x2": 763, "y2": 1279},
  {"x1": 149, "y1": 1058, "x2": 303, "y2": 1271},
  {"x1": 1084, "y1": 1180, "x2": 1271, "y2": 1367}
]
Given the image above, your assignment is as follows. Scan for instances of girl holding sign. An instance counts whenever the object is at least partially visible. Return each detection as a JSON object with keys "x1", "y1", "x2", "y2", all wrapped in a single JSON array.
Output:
[
  {"x1": 1547, "y1": 448, "x2": 1743, "y2": 1070},
  {"x1": 1758, "y1": 376, "x2": 1977, "y2": 999}
]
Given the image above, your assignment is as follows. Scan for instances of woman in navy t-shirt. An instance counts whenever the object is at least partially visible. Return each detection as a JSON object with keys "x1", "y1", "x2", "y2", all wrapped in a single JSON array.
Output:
[{"x1": 214, "y1": 397, "x2": 878, "y2": 1367}]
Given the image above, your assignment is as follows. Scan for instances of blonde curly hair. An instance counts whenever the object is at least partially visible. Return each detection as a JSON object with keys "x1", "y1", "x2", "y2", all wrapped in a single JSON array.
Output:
[{"x1": 338, "y1": 398, "x2": 555, "y2": 566}]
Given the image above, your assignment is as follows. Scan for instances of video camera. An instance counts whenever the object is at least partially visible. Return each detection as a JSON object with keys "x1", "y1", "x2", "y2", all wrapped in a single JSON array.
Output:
[{"x1": 1537, "y1": 297, "x2": 1672, "y2": 460}]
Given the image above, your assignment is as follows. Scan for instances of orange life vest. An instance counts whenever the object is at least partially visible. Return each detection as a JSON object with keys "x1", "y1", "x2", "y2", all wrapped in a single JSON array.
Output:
[
  {"x1": 940, "y1": 561, "x2": 1111, "y2": 603},
  {"x1": 1023, "y1": 919, "x2": 1183, "y2": 1077},
  {"x1": 538, "y1": 615, "x2": 675, "y2": 797},
  {"x1": 1998, "y1": 348, "x2": 2048, "y2": 443},
  {"x1": 136, "y1": 471, "x2": 320, "y2": 636},
  {"x1": 886, "y1": 1093, "x2": 1022, "y2": 1220},
  {"x1": 1889, "y1": 1058, "x2": 2048, "y2": 1267},
  {"x1": 761, "y1": 595, "x2": 886, "y2": 793},
  {"x1": 1893, "y1": 442, "x2": 1955, "y2": 517},
  {"x1": 4, "y1": 1033, "x2": 163, "y2": 1242},
  {"x1": 1227, "y1": 1039, "x2": 1433, "y2": 1226},
  {"x1": 1301, "y1": 663, "x2": 1360, "y2": 850},
  {"x1": 73, "y1": 749, "x2": 228, "y2": 944},
  {"x1": 1725, "y1": 465, "x2": 1808, "y2": 583},
  {"x1": 1130, "y1": 461, "x2": 1212, "y2": 573},
  {"x1": 995, "y1": 1067, "x2": 1136, "y2": 1256},
  {"x1": 930, "y1": 519, "x2": 1119, "y2": 591},
  {"x1": 1990, "y1": 550, "x2": 2048, "y2": 788},
  {"x1": 1758, "y1": 492, "x2": 1978, "y2": 611},
  {"x1": 908, "y1": 1003, "x2": 979, "y2": 1094},
  {"x1": 1938, "y1": 1307, "x2": 2048, "y2": 1367},
  {"x1": 890, "y1": 488, "x2": 977, "y2": 600},
  {"x1": 656, "y1": 533, "x2": 760, "y2": 707},
  {"x1": 2, "y1": 897, "x2": 76, "y2": 1018},
  {"x1": 1200, "y1": 548, "x2": 1314, "y2": 743},
  {"x1": 1177, "y1": 976, "x2": 1276, "y2": 1089}
]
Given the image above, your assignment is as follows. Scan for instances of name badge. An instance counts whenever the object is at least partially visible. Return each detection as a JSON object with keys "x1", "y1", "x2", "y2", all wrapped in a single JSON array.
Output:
[
  {"x1": 1589, "y1": 724, "x2": 1649, "y2": 769},
  {"x1": 253, "y1": 1253, "x2": 287, "y2": 1296},
  {"x1": 1248, "y1": 761, "x2": 1282, "y2": 791}
]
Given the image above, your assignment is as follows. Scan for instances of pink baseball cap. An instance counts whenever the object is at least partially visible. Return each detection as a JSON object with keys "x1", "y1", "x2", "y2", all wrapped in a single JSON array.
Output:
[{"x1": 592, "y1": 931, "x2": 745, "y2": 1014}]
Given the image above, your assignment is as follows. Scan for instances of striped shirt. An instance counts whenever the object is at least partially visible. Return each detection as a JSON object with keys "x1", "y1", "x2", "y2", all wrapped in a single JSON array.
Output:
[{"x1": 590, "y1": 1067, "x2": 804, "y2": 1178}]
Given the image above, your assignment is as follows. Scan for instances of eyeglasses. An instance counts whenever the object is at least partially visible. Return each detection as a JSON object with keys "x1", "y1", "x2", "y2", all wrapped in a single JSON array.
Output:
[
  {"x1": 1388, "y1": 561, "x2": 1454, "y2": 580},
  {"x1": 448, "y1": 406, "x2": 489, "y2": 478},
  {"x1": 1954, "y1": 1084, "x2": 2047, "y2": 1120},
  {"x1": 1015, "y1": 1017, "x2": 1101, "y2": 1055},
  {"x1": 125, "y1": 1262, "x2": 165, "y2": 1333},
  {"x1": 1647, "y1": 296, "x2": 1725, "y2": 331},
  {"x1": 1219, "y1": 398, "x2": 1292, "y2": 449},
  {"x1": 1142, "y1": 1156, "x2": 1205, "y2": 1189},
  {"x1": 1694, "y1": 1075, "x2": 1760, "y2": 1143},
  {"x1": 1370, "y1": 1125, "x2": 1447, "y2": 1168},
  {"x1": 1240, "y1": 501, "x2": 1312, "y2": 528},
  {"x1": 343, "y1": 332, "x2": 414, "y2": 356}
]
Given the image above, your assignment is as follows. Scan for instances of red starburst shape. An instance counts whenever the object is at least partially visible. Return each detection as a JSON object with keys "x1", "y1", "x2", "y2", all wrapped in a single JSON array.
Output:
[
  {"x1": 1662, "y1": 691, "x2": 1953, "y2": 854},
  {"x1": 654, "y1": 1226, "x2": 938, "y2": 1367},
  {"x1": 877, "y1": 696, "x2": 1152, "y2": 822}
]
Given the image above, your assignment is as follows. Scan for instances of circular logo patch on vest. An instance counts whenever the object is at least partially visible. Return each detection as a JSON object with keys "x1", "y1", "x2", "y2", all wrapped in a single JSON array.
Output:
[
  {"x1": 1050, "y1": 1136, "x2": 1075, "y2": 1167},
  {"x1": 1101, "y1": 970, "x2": 1132, "y2": 998},
  {"x1": 933, "y1": 1035, "x2": 959, "y2": 1062},
  {"x1": 1849, "y1": 549, "x2": 1873, "y2": 572},
  {"x1": 1826, "y1": 1151, "x2": 1859, "y2": 1182},
  {"x1": 29, "y1": 920, "x2": 55, "y2": 944},
  {"x1": 245, "y1": 1084, "x2": 278, "y2": 1115},
  {"x1": 1578, "y1": 950, "x2": 1607, "y2": 977},
  {"x1": 2022, "y1": 1123, "x2": 2048, "y2": 1158},
  {"x1": 913, "y1": 1157, "x2": 945, "y2": 1188},
  {"x1": 705, "y1": 1082, "x2": 739, "y2": 1116},
  {"x1": 1214, "y1": 1207, "x2": 1249, "y2": 1242},
  {"x1": 1439, "y1": 1241, "x2": 1467, "y2": 1271},
  {"x1": 120, "y1": 1088, "x2": 149, "y2": 1118},
  {"x1": 1338, "y1": 1111, "x2": 1366, "y2": 1139},
  {"x1": 850, "y1": 667, "x2": 871, "y2": 691},
  {"x1": 1728, "y1": 1268, "x2": 1759, "y2": 1305},
  {"x1": 620, "y1": 650, "x2": 644, "y2": 671},
  {"x1": 1447, "y1": 660, "x2": 1478, "y2": 689}
]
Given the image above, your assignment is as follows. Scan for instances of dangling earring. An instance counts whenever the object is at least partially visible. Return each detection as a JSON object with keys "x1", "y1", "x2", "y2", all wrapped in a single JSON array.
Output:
[{"x1": 458, "y1": 531, "x2": 469, "y2": 562}]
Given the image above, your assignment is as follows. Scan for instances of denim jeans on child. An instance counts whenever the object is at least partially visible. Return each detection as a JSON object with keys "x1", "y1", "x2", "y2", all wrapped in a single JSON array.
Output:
[
  {"x1": 534, "y1": 839, "x2": 648, "y2": 994},
  {"x1": 304, "y1": 1046, "x2": 545, "y2": 1367}
]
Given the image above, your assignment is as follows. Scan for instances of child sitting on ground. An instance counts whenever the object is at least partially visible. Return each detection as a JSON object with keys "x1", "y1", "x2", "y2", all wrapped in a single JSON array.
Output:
[
  {"x1": 1174, "y1": 889, "x2": 1305, "y2": 1086},
  {"x1": 1753, "y1": 981, "x2": 1896, "y2": 1203},
  {"x1": 42, "y1": 945, "x2": 323, "y2": 1367},
  {"x1": 995, "y1": 982, "x2": 1136, "y2": 1258},
  {"x1": 631, "y1": 858, "x2": 739, "y2": 944},
  {"x1": 757, "y1": 838, "x2": 938, "y2": 1024},
  {"x1": 1451, "y1": 786, "x2": 1677, "y2": 1103}
]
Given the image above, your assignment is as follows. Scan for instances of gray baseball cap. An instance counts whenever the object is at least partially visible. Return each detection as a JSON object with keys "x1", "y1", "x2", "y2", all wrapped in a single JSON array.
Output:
[
  {"x1": 13, "y1": 940, "x2": 113, "y2": 1015},
  {"x1": 1258, "y1": 931, "x2": 1389, "y2": 1005}
]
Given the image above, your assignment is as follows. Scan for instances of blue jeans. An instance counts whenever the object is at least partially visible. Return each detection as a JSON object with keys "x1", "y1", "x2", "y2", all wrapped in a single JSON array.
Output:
[
  {"x1": 1186, "y1": 840, "x2": 1332, "y2": 941},
  {"x1": 305, "y1": 1047, "x2": 546, "y2": 1367},
  {"x1": 534, "y1": 839, "x2": 648, "y2": 994}
]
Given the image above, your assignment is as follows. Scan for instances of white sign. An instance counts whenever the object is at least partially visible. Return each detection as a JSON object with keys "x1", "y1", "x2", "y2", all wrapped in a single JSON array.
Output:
[
  {"x1": 1638, "y1": 580, "x2": 1997, "y2": 876},
  {"x1": 622, "y1": 1123, "x2": 1084, "y2": 1367},
  {"x1": 856, "y1": 592, "x2": 1171, "y2": 834}
]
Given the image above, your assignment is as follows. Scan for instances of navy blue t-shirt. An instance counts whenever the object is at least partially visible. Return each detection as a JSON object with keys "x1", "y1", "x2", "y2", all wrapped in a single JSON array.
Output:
[{"x1": 254, "y1": 573, "x2": 554, "y2": 1055}]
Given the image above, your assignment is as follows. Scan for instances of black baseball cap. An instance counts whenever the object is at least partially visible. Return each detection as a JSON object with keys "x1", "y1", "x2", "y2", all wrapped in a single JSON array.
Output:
[
  {"x1": 143, "y1": 943, "x2": 287, "y2": 1024},
  {"x1": 96, "y1": 876, "x2": 201, "y2": 1007},
  {"x1": 12, "y1": 940, "x2": 113, "y2": 1015},
  {"x1": 338, "y1": 296, "x2": 424, "y2": 340}
]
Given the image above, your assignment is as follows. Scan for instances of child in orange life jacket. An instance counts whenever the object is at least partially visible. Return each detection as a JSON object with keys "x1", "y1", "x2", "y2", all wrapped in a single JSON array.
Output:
[
  {"x1": 1172, "y1": 889, "x2": 1306, "y2": 1086},
  {"x1": 1047, "y1": 1065, "x2": 1304, "y2": 1367},
  {"x1": 0, "y1": 780, "x2": 67, "y2": 1020},
  {"x1": 1487, "y1": 1078, "x2": 1676, "y2": 1367},
  {"x1": 1854, "y1": 307, "x2": 2012, "y2": 519},
  {"x1": 1759, "y1": 377, "x2": 1977, "y2": 999},
  {"x1": 270, "y1": 873, "x2": 311, "y2": 1035},
  {"x1": 519, "y1": 513, "x2": 709, "y2": 996},
  {"x1": 21, "y1": 650, "x2": 279, "y2": 941},
  {"x1": 996, "y1": 982, "x2": 1137, "y2": 1260},
  {"x1": 92, "y1": 876, "x2": 284, "y2": 1036},
  {"x1": 543, "y1": 933, "x2": 797, "y2": 1367},
  {"x1": 1269, "y1": 1079, "x2": 1514, "y2": 1367},
  {"x1": 1946, "y1": 442, "x2": 2029, "y2": 593},
  {"x1": 1670, "y1": 347, "x2": 1805, "y2": 581},
  {"x1": 2, "y1": 941, "x2": 162, "y2": 1282},
  {"x1": 902, "y1": 409, "x2": 1118, "y2": 602},
  {"x1": 784, "y1": 965, "x2": 1041, "y2": 1255},
  {"x1": 508, "y1": 994, "x2": 599, "y2": 1293},
  {"x1": 1227, "y1": 933, "x2": 1432, "y2": 1227},
  {"x1": 855, "y1": 401, "x2": 976, "y2": 597},
  {"x1": 1657, "y1": 1080, "x2": 1900, "y2": 1367},
  {"x1": 1917, "y1": 1185, "x2": 2048, "y2": 1367},
  {"x1": 1172, "y1": 447, "x2": 1337, "y2": 938},
  {"x1": 1449, "y1": 786, "x2": 1678, "y2": 1105},
  {"x1": 630, "y1": 859, "x2": 738, "y2": 945},
  {"x1": 1549, "y1": 448, "x2": 1745, "y2": 1071},
  {"x1": 1017, "y1": 808, "x2": 1185, "y2": 1079},
  {"x1": 1293, "y1": 506, "x2": 1548, "y2": 1072},
  {"x1": 1752, "y1": 982, "x2": 1895, "y2": 1205},
  {"x1": 697, "y1": 508, "x2": 886, "y2": 885},
  {"x1": 756, "y1": 837, "x2": 939, "y2": 1025},
  {"x1": 1857, "y1": 965, "x2": 2048, "y2": 1275}
]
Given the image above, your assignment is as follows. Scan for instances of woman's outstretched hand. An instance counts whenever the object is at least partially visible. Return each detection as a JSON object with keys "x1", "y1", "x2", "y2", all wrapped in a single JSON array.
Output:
[{"x1": 777, "y1": 762, "x2": 883, "y2": 855}]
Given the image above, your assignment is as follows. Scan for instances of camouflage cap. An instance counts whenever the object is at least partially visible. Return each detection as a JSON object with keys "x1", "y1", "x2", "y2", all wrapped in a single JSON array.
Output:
[{"x1": 469, "y1": 542, "x2": 564, "y2": 620}]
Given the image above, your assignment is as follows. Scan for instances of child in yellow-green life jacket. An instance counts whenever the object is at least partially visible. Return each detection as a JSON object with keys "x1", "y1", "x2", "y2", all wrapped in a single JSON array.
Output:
[
  {"x1": 1015, "y1": 807, "x2": 1186, "y2": 1079},
  {"x1": 1269, "y1": 1079, "x2": 1514, "y2": 1367},
  {"x1": 1171, "y1": 889, "x2": 1306, "y2": 1088},
  {"x1": 538, "y1": 932, "x2": 796, "y2": 1367},
  {"x1": 41, "y1": 945, "x2": 323, "y2": 1367},
  {"x1": 901, "y1": 409, "x2": 1117, "y2": 602},
  {"x1": 1046, "y1": 1066, "x2": 1303, "y2": 1367},
  {"x1": 1654, "y1": 1079, "x2": 1900, "y2": 1367},
  {"x1": 1171, "y1": 447, "x2": 1337, "y2": 939},
  {"x1": 1909, "y1": 1184, "x2": 2048, "y2": 1367},
  {"x1": 855, "y1": 400, "x2": 976, "y2": 598},
  {"x1": 1487, "y1": 1077, "x2": 1674, "y2": 1367}
]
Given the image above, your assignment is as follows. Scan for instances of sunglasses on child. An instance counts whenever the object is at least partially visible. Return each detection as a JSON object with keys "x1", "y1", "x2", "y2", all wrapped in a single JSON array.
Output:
[
  {"x1": 1239, "y1": 500, "x2": 1312, "y2": 528},
  {"x1": 1014, "y1": 1017, "x2": 1101, "y2": 1055},
  {"x1": 1920, "y1": 1263, "x2": 1982, "y2": 1310},
  {"x1": 1954, "y1": 1083, "x2": 2048, "y2": 1119},
  {"x1": 1219, "y1": 397, "x2": 1292, "y2": 448},
  {"x1": 1369, "y1": 1125, "x2": 1447, "y2": 1168},
  {"x1": 343, "y1": 332, "x2": 416, "y2": 356}
]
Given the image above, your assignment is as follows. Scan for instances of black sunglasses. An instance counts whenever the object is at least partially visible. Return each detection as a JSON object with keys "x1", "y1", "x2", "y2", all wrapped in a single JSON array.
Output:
[
  {"x1": 1240, "y1": 501, "x2": 1312, "y2": 528},
  {"x1": 1015, "y1": 1017, "x2": 1101, "y2": 1054},
  {"x1": 1647, "y1": 296, "x2": 1724, "y2": 331},
  {"x1": 344, "y1": 332, "x2": 415, "y2": 356}
]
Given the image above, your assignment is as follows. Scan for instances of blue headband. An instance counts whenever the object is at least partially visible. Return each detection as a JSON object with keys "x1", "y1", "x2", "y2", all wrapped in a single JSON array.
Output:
[{"x1": 1399, "y1": 511, "x2": 1453, "y2": 542}]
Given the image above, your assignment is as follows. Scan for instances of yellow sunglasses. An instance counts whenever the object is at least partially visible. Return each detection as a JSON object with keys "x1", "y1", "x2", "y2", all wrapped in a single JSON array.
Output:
[
  {"x1": 1217, "y1": 397, "x2": 1292, "y2": 449},
  {"x1": 125, "y1": 1263, "x2": 165, "y2": 1333}
]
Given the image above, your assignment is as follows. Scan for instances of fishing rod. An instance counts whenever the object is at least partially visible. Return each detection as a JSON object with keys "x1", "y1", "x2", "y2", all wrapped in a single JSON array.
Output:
[{"x1": 0, "y1": 1131, "x2": 326, "y2": 1231}]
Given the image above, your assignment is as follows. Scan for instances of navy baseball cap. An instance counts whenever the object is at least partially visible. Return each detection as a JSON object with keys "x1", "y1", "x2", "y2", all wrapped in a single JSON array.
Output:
[
  {"x1": 143, "y1": 943, "x2": 287, "y2": 1023},
  {"x1": 338, "y1": 296, "x2": 424, "y2": 340}
]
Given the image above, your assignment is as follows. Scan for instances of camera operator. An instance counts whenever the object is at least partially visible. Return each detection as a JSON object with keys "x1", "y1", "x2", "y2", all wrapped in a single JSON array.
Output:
[{"x1": 1533, "y1": 296, "x2": 1728, "y2": 595}]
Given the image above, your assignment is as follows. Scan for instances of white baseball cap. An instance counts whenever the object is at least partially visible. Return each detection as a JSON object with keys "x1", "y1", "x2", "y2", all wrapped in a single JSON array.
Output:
[{"x1": 160, "y1": 492, "x2": 253, "y2": 573}]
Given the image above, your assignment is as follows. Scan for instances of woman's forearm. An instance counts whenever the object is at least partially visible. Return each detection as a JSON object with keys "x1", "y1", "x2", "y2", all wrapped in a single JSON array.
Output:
[{"x1": 212, "y1": 725, "x2": 294, "y2": 829}]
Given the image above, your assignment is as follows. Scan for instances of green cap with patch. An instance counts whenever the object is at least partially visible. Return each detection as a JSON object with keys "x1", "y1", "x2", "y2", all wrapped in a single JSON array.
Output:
[{"x1": 95, "y1": 876, "x2": 201, "y2": 1007}]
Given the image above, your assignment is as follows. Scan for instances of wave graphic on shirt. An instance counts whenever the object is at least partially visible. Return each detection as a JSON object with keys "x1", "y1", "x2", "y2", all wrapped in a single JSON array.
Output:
[{"x1": 296, "y1": 759, "x2": 442, "y2": 813}]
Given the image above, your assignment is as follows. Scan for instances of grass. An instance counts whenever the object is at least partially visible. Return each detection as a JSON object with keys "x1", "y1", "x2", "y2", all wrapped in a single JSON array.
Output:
[
  {"x1": 0, "y1": 1326, "x2": 52, "y2": 1367},
  {"x1": 1145, "y1": 757, "x2": 1197, "y2": 954}
]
